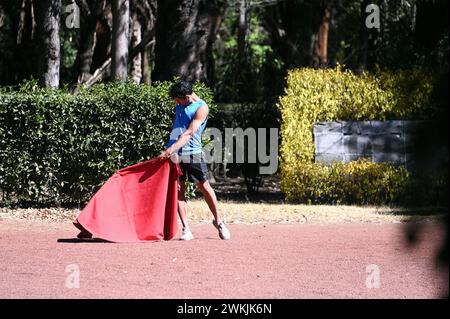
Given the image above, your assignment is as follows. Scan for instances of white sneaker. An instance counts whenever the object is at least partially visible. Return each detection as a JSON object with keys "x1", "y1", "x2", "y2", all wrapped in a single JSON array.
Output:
[
  {"x1": 213, "y1": 220, "x2": 231, "y2": 240},
  {"x1": 180, "y1": 227, "x2": 194, "y2": 241}
]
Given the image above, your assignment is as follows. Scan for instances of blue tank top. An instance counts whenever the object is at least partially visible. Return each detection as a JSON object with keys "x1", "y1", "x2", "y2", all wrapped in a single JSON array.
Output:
[{"x1": 167, "y1": 99, "x2": 208, "y2": 156}]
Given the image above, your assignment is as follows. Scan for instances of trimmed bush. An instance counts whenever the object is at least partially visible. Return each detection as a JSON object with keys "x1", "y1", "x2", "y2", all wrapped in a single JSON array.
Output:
[
  {"x1": 279, "y1": 66, "x2": 442, "y2": 205},
  {"x1": 283, "y1": 159, "x2": 411, "y2": 205},
  {"x1": 0, "y1": 80, "x2": 215, "y2": 207}
]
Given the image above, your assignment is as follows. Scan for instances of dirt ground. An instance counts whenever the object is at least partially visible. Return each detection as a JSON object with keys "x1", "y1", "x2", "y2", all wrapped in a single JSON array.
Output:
[
  {"x1": 1, "y1": 174, "x2": 447, "y2": 299},
  {"x1": 0, "y1": 214, "x2": 447, "y2": 299}
]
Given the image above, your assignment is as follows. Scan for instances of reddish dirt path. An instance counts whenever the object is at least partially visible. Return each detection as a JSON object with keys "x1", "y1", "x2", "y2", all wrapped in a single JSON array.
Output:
[{"x1": 0, "y1": 219, "x2": 447, "y2": 298}]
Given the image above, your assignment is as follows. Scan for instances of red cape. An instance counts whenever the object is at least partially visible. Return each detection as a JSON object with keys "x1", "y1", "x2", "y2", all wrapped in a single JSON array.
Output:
[{"x1": 74, "y1": 158, "x2": 181, "y2": 242}]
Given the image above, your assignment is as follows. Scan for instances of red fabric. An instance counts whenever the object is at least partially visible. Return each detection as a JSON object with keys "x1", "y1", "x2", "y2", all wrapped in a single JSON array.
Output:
[{"x1": 74, "y1": 158, "x2": 181, "y2": 242}]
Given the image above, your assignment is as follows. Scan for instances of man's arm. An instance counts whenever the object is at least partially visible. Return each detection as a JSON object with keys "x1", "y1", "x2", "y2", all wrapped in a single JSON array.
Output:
[{"x1": 159, "y1": 104, "x2": 208, "y2": 159}]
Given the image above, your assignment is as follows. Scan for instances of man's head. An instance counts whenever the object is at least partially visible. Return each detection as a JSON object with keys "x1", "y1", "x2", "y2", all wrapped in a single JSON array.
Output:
[{"x1": 170, "y1": 80, "x2": 193, "y2": 106}]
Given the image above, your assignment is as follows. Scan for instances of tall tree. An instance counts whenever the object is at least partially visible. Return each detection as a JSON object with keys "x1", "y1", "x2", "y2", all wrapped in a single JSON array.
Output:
[
  {"x1": 73, "y1": 0, "x2": 106, "y2": 83},
  {"x1": 78, "y1": 1, "x2": 157, "y2": 88},
  {"x1": 36, "y1": 0, "x2": 60, "y2": 88},
  {"x1": 152, "y1": 0, "x2": 227, "y2": 84},
  {"x1": 312, "y1": 0, "x2": 332, "y2": 67},
  {"x1": 1, "y1": 1, "x2": 21, "y2": 85},
  {"x1": 111, "y1": 0, "x2": 129, "y2": 81},
  {"x1": 130, "y1": 11, "x2": 142, "y2": 83},
  {"x1": 90, "y1": 4, "x2": 112, "y2": 74},
  {"x1": 129, "y1": 0, "x2": 157, "y2": 84},
  {"x1": 237, "y1": 0, "x2": 250, "y2": 59},
  {"x1": 263, "y1": 0, "x2": 325, "y2": 68}
]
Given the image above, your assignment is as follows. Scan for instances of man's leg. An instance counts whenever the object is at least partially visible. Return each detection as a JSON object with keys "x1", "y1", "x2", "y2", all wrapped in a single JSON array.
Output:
[
  {"x1": 197, "y1": 180, "x2": 230, "y2": 240},
  {"x1": 178, "y1": 179, "x2": 194, "y2": 240},
  {"x1": 196, "y1": 180, "x2": 221, "y2": 224},
  {"x1": 178, "y1": 179, "x2": 189, "y2": 229}
]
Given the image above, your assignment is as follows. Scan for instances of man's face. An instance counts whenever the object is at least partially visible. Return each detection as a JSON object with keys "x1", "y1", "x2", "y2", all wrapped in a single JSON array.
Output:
[{"x1": 174, "y1": 96, "x2": 190, "y2": 106}]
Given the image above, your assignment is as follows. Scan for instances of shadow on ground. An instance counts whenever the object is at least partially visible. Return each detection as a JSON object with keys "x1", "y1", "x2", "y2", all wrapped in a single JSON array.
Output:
[
  {"x1": 57, "y1": 238, "x2": 111, "y2": 243},
  {"x1": 208, "y1": 174, "x2": 284, "y2": 203}
]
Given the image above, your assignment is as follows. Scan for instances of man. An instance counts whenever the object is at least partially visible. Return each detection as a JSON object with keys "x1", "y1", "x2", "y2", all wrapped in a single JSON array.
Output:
[{"x1": 159, "y1": 80, "x2": 230, "y2": 241}]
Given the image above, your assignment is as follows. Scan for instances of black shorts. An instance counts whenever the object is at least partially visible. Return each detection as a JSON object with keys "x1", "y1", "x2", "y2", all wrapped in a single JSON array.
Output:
[{"x1": 178, "y1": 153, "x2": 209, "y2": 184}]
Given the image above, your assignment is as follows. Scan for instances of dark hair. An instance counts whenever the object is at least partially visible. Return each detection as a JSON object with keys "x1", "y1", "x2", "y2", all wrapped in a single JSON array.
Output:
[{"x1": 170, "y1": 80, "x2": 193, "y2": 98}]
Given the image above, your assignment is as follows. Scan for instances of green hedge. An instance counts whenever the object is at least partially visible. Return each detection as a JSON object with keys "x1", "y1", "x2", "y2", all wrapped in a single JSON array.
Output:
[
  {"x1": 0, "y1": 80, "x2": 215, "y2": 207},
  {"x1": 279, "y1": 66, "x2": 444, "y2": 205}
]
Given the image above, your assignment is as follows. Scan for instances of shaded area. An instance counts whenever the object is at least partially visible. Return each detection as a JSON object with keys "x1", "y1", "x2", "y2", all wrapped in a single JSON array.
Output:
[
  {"x1": 56, "y1": 238, "x2": 110, "y2": 243},
  {"x1": 210, "y1": 174, "x2": 284, "y2": 204},
  {"x1": 386, "y1": 207, "x2": 447, "y2": 217}
]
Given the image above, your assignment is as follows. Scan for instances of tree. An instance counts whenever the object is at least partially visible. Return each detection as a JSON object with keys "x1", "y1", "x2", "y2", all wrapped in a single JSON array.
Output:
[
  {"x1": 88, "y1": 4, "x2": 112, "y2": 77},
  {"x1": 312, "y1": 0, "x2": 332, "y2": 68},
  {"x1": 237, "y1": 0, "x2": 250, "y2": 59},
  {"x1": 262, "y1": 0, "x2": 333, "y2": 68},
  {"x1": 36, "y1": 0, "x2": 61, "y2": 88},
  {"x1": 152, "y1": 0, "x2": 227, "y2": 84},
  {"x1": 137, "y1": 0, "x2": 158, "y2": 84},
  {"x1": 130, "y1": 0, "x2": 158, "y2": 84},
  {"x1": 111, "y1": 0, "x2": 129, "y2": 81},
  {"x1": 0, "y1": 0, "x2": 26, "y2": 85},
  {"x1": 73, "y1": 0, "x2": 107, "y2": 83},
  {"x1": 130, "y1": 11, "x2": 142, "y2": 83}
]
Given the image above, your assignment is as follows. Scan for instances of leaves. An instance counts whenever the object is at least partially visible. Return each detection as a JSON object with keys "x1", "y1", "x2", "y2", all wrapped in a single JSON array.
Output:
[
  {"x1": 279, "y1": 67, "x2": 439, "y2": 205},
  {"x1": 0, "y1": 80, "x2": 216, "y2": 207}
]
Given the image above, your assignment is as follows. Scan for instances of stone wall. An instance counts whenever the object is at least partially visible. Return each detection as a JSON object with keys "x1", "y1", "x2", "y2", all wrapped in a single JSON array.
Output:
[{"x1": 313, "y1": 121, "x2": 446, "y2": 170}]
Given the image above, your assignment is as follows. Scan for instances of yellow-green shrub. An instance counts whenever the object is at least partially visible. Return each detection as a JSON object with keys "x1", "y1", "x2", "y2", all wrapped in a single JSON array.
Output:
[
  {"x1": 282, "y1": 159, "x2": 410, "y2": 205},
  {"x1": 279, "y1": 66, "x2": 437, "y2": 204},
  {"x1": 375, "y1": 67, "x2": 436, "y2": 119}
]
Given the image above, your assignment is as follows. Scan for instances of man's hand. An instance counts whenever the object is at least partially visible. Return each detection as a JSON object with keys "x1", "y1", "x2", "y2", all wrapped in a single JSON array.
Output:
[
  {"x1": 159, "y1": 147, "x2": 174, "y2": 160},
  {"x1": 158, "y1": 147, "x2": 180, "y2": 163}
]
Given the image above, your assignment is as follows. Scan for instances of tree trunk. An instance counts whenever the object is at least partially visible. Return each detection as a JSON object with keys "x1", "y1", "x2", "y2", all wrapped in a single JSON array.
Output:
[
  {"x1": 142, "y1": 47, "x2": 151, "y2": 84},
  {"x1": 36, "y1": 0, "x2": 60, "y2": 88},
  {"x1": 263, "y1": 0, "x2": 317, "y2": 69},
  {"x1": 312, "y1": 1, "x2": 331, "y2": 68},
  {"x1": 132, "y1": 0, "x2": 157, "y2": 84},
  {"x1": 237, "y1": 0, "x2": 249, "y2": 59},
  {"x1": 0, "y1": 4, "x2": 5, "y2": 29},
  {"x1": 80, "y1": 28, "x2": 156, "y2": 88},
  {"x1": 152, "y1": 0, "x2": 227, "y2": 84},
  {"x1": 90, "y1": 12, "x2": 112, "y2": 75},
  {"x1": 111, "y1": 0, "x2": 129, "y2": 81},
  {"x1": 74, "y1": 0, "x2": 106, "y2": 83},
  {"x1": 130, "y1": 11, "x2": 142, "y2": 83},
  {"x1": 13, "y1": 0, "x2": 38, "y2": 82},
  {"x1": 17, "y1": 0, "x2": 36, "y2": 45},
  {"x1": 266, "y1": 0, "x2": 332, "y2": 68},
  {"x1": 1, "y1": 1, "x2": 24, "y2": 85}
]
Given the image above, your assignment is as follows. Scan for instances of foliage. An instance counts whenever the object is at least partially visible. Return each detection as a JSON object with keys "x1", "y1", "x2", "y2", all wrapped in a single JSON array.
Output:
[
  {"x1": 282, "y1": 159, "x2": 411, "y2": 205},
  {"x1": 279, "y1": 66, "x2": 442, "y2": 205},
  {"x1": 60, "y1": 27, "x2": 79, "y2": 82},
  {"x1": 0, "y1": 79, "x2": 215, "y2": 207},
  {"x1": 375, "y1": 67, "x2": 436, "y2": 119},
  {"x1": 207, "y1": 102, "x2": 280, "y2": 194},
  {"x1": 213, "y1": 7, "x2": 284, "y2": 103}
]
